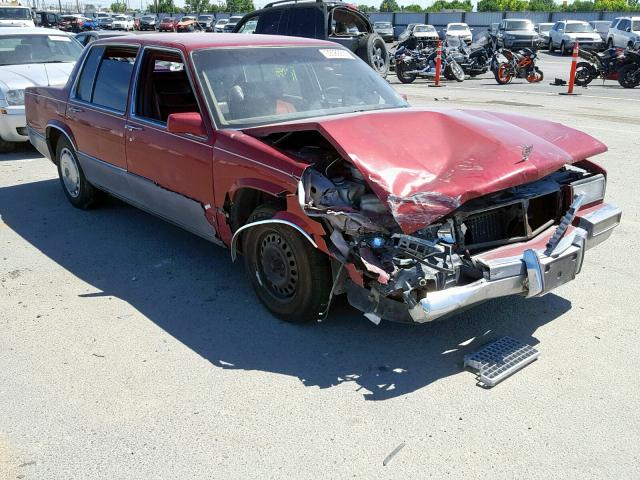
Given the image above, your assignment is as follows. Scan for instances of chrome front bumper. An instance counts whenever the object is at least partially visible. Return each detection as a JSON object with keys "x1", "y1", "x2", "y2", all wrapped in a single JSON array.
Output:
[{"x1": 414, "y1": 203, "x2": 621, "y2": 322}]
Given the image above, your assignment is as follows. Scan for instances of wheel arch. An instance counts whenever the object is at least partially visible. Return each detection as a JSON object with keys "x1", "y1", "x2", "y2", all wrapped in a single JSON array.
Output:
[{"x1": 45, "y1": 122, "x2": 77, "y2": 164}]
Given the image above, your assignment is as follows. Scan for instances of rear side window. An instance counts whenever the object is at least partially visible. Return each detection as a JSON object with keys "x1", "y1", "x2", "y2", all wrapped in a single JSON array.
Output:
[
  {"x1": 74, "y1": 45, "x2": 138, "y2": 113},
  {"x1": 255, "y1": 9, "x2": 288, "y2": 34},
  {"x1": 288, "y1": 7, "x2": 324, "y2": 38},
  {"x1": 76, "y1": 46, "x2": 104, "y2": 102}
]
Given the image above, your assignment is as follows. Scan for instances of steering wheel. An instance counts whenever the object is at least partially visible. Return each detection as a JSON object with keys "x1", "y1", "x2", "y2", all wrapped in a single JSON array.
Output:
[{"x1": 322, "y1": 86, "x2": 346, "y2": 107}]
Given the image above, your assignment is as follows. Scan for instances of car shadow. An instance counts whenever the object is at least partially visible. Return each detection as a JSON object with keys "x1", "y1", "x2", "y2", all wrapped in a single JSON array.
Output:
[
  {"x1": 0, "y1": 143, "x2": 41, "y2": 162},
  {"x1": 0, "y1": 178, "x2": 572, "y2": 400}
]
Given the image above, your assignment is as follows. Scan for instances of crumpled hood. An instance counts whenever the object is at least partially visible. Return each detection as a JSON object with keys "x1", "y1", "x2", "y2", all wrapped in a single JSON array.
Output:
[
  {"x1": 247, "y1": 108, "x2": 607, "y2": 233},
  {"x1": 0, "y1": 63, "x2": 75, "y2": 90}
]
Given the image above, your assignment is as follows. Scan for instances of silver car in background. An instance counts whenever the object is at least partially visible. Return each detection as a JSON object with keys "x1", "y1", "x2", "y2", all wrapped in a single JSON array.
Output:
[
  {"x1": 607, "y1": 17, "x2": 640, "y2": 48},
  {"x1": 0, "y1": 28, "x2": 81, "y2": 152},
  {"x1": 549, "y1": 20, "x2": 603, "y2": 54},
  {"x1": 589, "y1": 20, "x2": 611, "y2": 43},
  {"x1": 373, "y1": 21, "x2": 393, "y2": 42},
  {"x1": 535, "y1": 22, "x2": 554, "y2": 48}
]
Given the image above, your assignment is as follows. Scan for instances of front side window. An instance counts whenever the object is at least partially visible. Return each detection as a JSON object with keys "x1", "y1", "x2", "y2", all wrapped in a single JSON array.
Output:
[
  {"x1": 254, "y1": 10, "x2": 286, "y2": 35},
  {"x1": 134, "y1": 49, "x2": 202, "y2": 127},
  {"x1": 193, "y1": 46, "x2": 407, "y2": 129},
  {"x1": 75, "y1": 45, "x2": 138, "y2": 112}
]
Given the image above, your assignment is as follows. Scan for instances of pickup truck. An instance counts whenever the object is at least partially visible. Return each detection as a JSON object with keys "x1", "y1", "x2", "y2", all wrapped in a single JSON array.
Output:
[{"x1": 25, "y1": 34, "x2": 621, "y2": 325}]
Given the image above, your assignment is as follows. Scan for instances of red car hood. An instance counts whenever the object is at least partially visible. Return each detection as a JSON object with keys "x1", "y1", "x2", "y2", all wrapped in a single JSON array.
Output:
[{"x1": 246, "y1": 108, "x2": 606, "y2": 233}]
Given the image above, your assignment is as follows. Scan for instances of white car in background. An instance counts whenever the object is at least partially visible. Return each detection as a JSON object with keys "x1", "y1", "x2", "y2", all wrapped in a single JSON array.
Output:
[
  {"x1": 412, "y1": 24, "x2": 439, "y2": 44},
  {"x1": 549, "y1": 20, "x2": 603, "y2": 54},
  {"x1": 214, "y1": 18, "x2": 228, "y2": 32},
  {"x1": 0, "y1": 5, "x2": 35, "y2": 28},
  {"x1": 445, "y1": 22, "x2": 473, "y2": 44},
  {"x1": 607, "y1": 17, "x2": 640, "y2": 48},
  {"x1": 0, "y1": 28, "x2": 81, "y2": 152},
  {"x1": 112, "y1": 15, "x2": 134, "y2": 31}
]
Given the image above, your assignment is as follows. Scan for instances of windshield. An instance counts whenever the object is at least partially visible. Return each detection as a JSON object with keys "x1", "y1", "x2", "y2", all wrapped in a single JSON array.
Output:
[
  {"x1": 565, "y1": 23, "x2": 594, "y2": 33},
  {"x1": 414, "y1": 25, "x2": 435, "y2": 33},
  {"x1": 198, "y1": 15, "x2": 212, "y2": 20},
  {"x1": 538, "y1": 24, "x2": 552, "y2": 32},
  {"x1": 0, "y1": 8, "x2": 31, "y2": 20},
  {"x1": 505, "y1": 20, "x2": 533, "y2": 30},
  {"x1": 193, "y1": 46, "x2": 407, "y2": 129},
  {"x1": 0, "y1": 34, "x2": 81, "y2": 66},
  {"x1": 375, "y1": 22, "x2": 391, "y2": 28},
  {"x1": 114, "y1": 16, "x2": 126, "y2": 21},
  {"x1": 448, "y1": 24, "x2": 468, "y2": 31},
  {"x1": 142, "y1": 16, "x2": 155, "y2": 21}
]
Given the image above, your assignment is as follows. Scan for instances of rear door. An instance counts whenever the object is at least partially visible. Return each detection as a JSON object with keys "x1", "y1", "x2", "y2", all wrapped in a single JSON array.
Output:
[
  {"x1": 66, "y1": 44, "x2": 138, "y2": 190},
  {"x1": 124, "y1": 46, "x2": 217, "y2": 241}
]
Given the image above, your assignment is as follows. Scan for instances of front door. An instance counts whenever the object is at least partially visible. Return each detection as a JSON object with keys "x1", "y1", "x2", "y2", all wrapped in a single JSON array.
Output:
[
  {"x1": 66, "y1": 44, "x2": 138, "y2": 191},
  {"x1": 124, "y1": 47, "x2": 217, "y2": 241}
]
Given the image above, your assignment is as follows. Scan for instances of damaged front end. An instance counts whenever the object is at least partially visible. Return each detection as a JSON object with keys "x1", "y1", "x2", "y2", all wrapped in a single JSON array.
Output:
[{"x1": 251, "y1": 122, "x2": 621, "y2": 324}]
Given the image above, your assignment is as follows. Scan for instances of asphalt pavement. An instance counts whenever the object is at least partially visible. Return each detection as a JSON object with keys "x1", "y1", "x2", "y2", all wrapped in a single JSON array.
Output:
[{"x1": 1, "y1": 52, "x2": 639, "y2": 479}]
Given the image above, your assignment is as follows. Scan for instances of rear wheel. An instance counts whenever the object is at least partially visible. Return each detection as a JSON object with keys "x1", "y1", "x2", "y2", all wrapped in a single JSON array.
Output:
[
  {"x1": 55, "y1": 137, "x2": 100, "y2": 209},
  {"x1": 574, "y1": 62, "x2": 596, "y2": 86},
  {"x1": 548, "y1": 40, "x2": 555, "y2": 53},
  {"x1": 242, "y1": 205, "x2": 332, "y2": 323},
  {"x1": 618, "y1": 64, "x2": 640, "y2": 88},
  {"x1": 560, "y1": 41, "x2": 567, "y2": 55},
  {"x1": 395, "y1": 62, "x2": 417, "y2": 83},
  {"x1": 356, "y1": 33, "x2": 389, "y2": 78},
  {"x1": 494, "y1": 63, "x2": 512, "y2": 84}
]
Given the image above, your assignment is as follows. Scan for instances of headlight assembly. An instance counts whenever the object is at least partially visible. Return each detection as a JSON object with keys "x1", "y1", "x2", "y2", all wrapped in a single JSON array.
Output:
[
  {"x1": 571, "y1": 174, "x2": 606, "y2": 205},
  {"x1": 5, "y1": 89, "x2": 25, "y2": 106}
]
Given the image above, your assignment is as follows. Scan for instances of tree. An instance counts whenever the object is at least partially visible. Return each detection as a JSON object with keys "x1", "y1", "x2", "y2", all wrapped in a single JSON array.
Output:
[
  {"x1": 593, "y1": 0, "x2": 629, "y2": 11},
  {"x1": 226, "y1": 0, "x2": 254, "y2": 13},
  {"x1": 110, "y1": 2, "x2": 126, "y2": 12},
  {"x1": 403, "y1": 4, "x2": 424, "y2": 12},
  {"x1": 358, "y1": 4, "x2": 378, "y2": 12},
  {"x1": 379, "y1": 0, "x2": 399, "y2": 12},
  {"x1": 528, "y1": 0, "x2": 557, "y2": 10},
  {"x1": 184, "y1": 0, "x2": 210, "y2": 13},
  {"x1": 477, "y1": 0, "x2": 500, "y2": 11},
  {"x1": 427, "y1": 0, "x2": 473, "y2": 12}
]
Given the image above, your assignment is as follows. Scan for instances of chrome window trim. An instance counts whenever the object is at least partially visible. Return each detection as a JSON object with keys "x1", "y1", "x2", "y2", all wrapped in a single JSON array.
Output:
[
  {"x1": 69, "y1": 42, "x2": 141, "y2": 116},
  {"x1": 128, "y1": 44, "x2": 210, "y2": 142}
]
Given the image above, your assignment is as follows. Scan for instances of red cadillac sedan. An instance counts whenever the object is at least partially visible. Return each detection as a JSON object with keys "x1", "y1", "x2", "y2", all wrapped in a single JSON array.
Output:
[{"x1": 25, "y1": 33, "x2": 621, "y2": 325}]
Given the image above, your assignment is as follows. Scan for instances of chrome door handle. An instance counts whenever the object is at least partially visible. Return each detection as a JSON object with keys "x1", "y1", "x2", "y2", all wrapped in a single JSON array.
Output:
[
  {"x1": 125, "y1": 125, "x2": 143, "y2": 131},
  {"x1": 68, "y1": 106, "x2": 84, "y2": 113}
]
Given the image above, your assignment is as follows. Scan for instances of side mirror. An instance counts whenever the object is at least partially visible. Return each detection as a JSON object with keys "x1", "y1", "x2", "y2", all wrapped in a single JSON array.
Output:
[{"x1": 167, "y1": 112, "x2": 206, "y2": 137}]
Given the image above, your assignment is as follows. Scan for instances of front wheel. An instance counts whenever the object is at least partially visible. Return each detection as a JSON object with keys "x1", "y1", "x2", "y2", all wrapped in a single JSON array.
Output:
[
  {"x1": 447, "y1": 61, "x2": 465, "y2": 82},
  {"x1": 242, "y1": 205, "x2": 332, "y2": 323},
  {"x1": 618, "y1": 64, "x2": 640, "y2": 88},
  {"x1": 574, "y1": 62, "x2": 596, "y2": 86},
  {"x1": 55, "y1": 137, "x2": 100, "y2": 209},
  {"x1": 494, "y1": 63, "x2": 512, "y2": 84},
  {"x1": 395, "y1": 62, "x2": 417, "y2": 83},
  {"x1": 527, "y1": 66, "x2": 544, "y2": 83}
]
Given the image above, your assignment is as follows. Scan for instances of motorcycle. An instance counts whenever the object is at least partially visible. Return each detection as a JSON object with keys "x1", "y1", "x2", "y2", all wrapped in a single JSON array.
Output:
[
  {"x1": 445, "y1": 34, "x2": 495, "y2": 77},
  {"x1": 395, "y1": 36, "x2": 465, "y2": 84},
  {"x1": 617, "y1": 48, "x2": 640, "y2": 88},
  {"x1": 574, "y1": 47, "x2": 629, "y2": 86},
  {"x1": 493, "y1": 48, "x2": 543, "y2": 85}
]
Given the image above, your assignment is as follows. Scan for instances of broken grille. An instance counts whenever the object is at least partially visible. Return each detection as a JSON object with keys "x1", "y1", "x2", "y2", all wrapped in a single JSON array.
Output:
[{"x1": 456, "y1": 190, "x2": 562, "y2": 251}]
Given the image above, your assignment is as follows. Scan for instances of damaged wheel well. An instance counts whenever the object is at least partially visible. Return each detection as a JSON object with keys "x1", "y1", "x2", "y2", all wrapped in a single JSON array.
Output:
[
  {"x1": 46, "y1": 127, "x2": 63, "y2": 164},
  {"x1": 227, "y1": 187, "x2": 287, "y2": 233}
]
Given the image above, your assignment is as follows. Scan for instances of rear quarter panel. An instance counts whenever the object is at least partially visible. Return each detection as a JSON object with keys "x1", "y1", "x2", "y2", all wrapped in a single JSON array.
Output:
[{"x1": 25, "y1": 85, "x2": 69, "y2": 135}]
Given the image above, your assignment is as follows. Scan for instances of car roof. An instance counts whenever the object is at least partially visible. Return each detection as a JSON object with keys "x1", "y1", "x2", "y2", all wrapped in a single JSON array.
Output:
[
  {"x1": 96, "y1": 32, "x2": 336, "y2": 51},
  {"x1": 0, "y1": 27, "x2": 74, "y2": 36},
  {"x1": 564, "y1": 20, "x2": 589, "y2": 24},
  {"x1": 447, "y1": 22, "x2": 468, "y2": 26}
]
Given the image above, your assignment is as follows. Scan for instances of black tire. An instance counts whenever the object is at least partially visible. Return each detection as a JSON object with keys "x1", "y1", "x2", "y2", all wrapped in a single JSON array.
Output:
[
  {"x1": 448, "y1": 61, "x2": 465, "y2": 82},
  {"x1": 443, "y1": 68, "x2": 455, "y2": 81},
  {"x1": 55, "y1": 137, "x2": 100, "y2": 209},
  {"x1": 548, "y1": 41, "x2": 555, "y2": 53},
  {"x1": 574, "y1": 62, "x2": 596, "y2": 86},
  {"x1": 0, "y1": 137, "x2": 16, "y2": 153},
  {"x1": 242, "y1": 205, "x2": 332, "y2": 323},
  {"x1": 560, "y1": 41, "x2": 567, "y2": 56},
  {"x1": 395, "y1": 62, "x2": 417, "y2": 83},
  {"x1": 617, "y1": 64, "x2": 640, "y2": 88},
  {"x1": 356, "y1": 33, "x2": 389, "y2": 78}
]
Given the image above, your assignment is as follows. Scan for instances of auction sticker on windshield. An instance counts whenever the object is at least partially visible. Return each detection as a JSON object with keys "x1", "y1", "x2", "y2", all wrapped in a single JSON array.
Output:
[
  {"x1": 319, "y1": 49, "x2": 353, "y2": 59},
  {"x1": 48, "y1": 36, "x2": 71, "y2": 42}
]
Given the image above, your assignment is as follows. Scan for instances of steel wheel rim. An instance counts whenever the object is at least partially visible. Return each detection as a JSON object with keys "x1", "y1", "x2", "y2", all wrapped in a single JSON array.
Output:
[
  {"x1": 60, "y1": 147, "x2": 80, "y2": 198},
  {"x1": 258, "y1": 231, "x2": 298, "y2": 301},
  {"x1": 372, "y1": 43, "x2": 386, "y2": 71}
]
